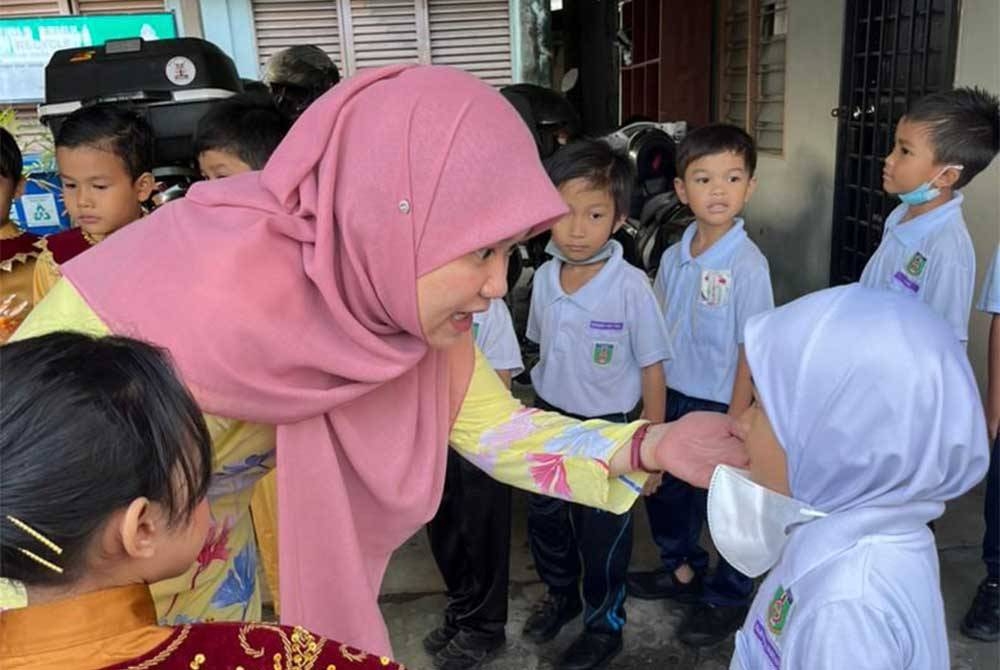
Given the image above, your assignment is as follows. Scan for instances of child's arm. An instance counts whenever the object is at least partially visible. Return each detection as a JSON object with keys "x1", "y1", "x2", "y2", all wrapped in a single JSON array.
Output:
[
  {"x1": 496, "y1": 369, "x2": 513, "y2": 389},
  {"x1": 988, "y1": 313, "x2": 999, "y2": 439},
  {"x1": 728, "y1": 346, "x2": 753, "y2": 417},
  {"x1": 640, "y1": 363, "x2": 666, "y2": 423}
]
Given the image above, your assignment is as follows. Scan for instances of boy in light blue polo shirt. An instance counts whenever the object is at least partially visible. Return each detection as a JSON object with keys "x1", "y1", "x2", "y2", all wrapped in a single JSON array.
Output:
[
  {"x1": 859, "y1": 87, "x2": 1000, "y2": 343},
  {"x1": 962, "y1": 244, "x2": 1000, "y2": 642},
  {"x1": 522, "y1": 139, "x2": 671, "y2": 670},
  {"x1": 628, "y1": 124, "x2": 774, "y2": 648},
  {"x1": 426, "y1": 297, "x2": 524, "y2": 670}
]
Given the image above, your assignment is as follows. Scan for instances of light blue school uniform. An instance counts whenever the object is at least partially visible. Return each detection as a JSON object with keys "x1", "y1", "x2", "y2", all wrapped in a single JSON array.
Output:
[
  {"x1": 732, "y1": 517, "x2": 948, "y2": 670},
  {"x1": 859, "y1": 192, "x2": 976, "y2": 341},
  {"x1": 473, "y1": 298, "x2": 524, "y2": 375},
  {"x1": 527, "y1": 240, "x2": 671, "y2": 417},
  {"x1": 977, "y1": 245, "x2": 1000, "y2": 315},
  {"x1": 653, "y1": 218, "x2": 773, "y2": 405}
]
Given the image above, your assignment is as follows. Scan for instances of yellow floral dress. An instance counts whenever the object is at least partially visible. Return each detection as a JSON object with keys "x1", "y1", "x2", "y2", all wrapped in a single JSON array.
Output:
[{"x1": 12, "y1": 280, "x2": 647, "y2": 624}]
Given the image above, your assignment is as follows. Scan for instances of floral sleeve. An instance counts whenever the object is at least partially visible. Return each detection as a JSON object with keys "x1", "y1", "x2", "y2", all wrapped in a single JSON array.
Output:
[{"x1": 449, "y1": 347, "x2": 648, "y2": 514}]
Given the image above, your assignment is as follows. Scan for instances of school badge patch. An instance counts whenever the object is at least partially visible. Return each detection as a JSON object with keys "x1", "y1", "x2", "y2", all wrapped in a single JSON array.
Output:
[
  {"x1": 906, "y1": 251, "x2": 927, "y2": 278},
  {"x1": 767, "y1": 585, "x2": 794, "y2": 635},
  {"x1": 593, "y1": 342, "x2": 615, "y2": 366}
]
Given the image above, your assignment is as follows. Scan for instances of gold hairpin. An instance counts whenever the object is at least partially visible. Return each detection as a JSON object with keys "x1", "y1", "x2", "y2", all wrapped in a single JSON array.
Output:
[
  {"x1": 15, "y1": 548, "x2": 63, "y2": 575},
  {"x1": 6, "y1": 515, "x2": 63, "y2": 555}
]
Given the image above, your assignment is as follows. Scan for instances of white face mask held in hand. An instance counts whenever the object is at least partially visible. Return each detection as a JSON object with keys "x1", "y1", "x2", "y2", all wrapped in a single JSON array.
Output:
[{"x1": 706, "y1": 465, "x2": 826, "y2": 578}]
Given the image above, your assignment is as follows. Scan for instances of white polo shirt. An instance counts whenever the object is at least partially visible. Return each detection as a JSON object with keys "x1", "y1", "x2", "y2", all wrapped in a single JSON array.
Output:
[
  {"x1": 653, "y1": 219, "x2": 773, "y2": 405},
  {"x1": 859, "y1": 192, "x2": 975, "y2": 342},
  {"x1": 473, "y1": 298, "x2": 524, "y2": 375},
  {"x1": 977, "y1": 245, "x2": 1000, "y2": 315},
  {"x1": 527, "y1": 240, "x2": 672, "y2": 417}
]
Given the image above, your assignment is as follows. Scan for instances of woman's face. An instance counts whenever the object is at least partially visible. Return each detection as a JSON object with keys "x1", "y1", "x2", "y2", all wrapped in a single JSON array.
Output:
[{"x1": 416, "y1": 235, "x2": 524, "y2": 349}]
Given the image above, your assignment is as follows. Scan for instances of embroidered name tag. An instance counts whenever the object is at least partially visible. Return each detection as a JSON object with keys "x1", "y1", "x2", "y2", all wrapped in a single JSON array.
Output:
[
  {"x1": 893, "y1": 270, "x2": 920, "y2": 293},
  {"x1": 589, "y1": 320, "x2": 624, "y2": 331},
  {"x1": 700, "y1": 269, "x2": 732, "y2": 307},
  {"x1": 753, "y1": 619, "x2": 782, "y2": 670}
]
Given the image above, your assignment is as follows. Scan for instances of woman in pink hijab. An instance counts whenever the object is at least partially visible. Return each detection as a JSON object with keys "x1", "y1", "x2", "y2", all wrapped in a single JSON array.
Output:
[{"x1": 12, "y1": 65, "x2": 745, "y2": 654}]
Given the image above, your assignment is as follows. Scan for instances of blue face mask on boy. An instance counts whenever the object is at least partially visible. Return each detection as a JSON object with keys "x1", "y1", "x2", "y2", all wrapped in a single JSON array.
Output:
[{"x1": 897, "y1": 164, "x2": 963, "y2": 206}]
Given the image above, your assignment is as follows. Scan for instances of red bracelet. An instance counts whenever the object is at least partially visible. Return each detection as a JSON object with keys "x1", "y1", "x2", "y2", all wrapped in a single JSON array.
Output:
[{"x1": 630, "y1": 424, "x2": 658, "y2": 473}]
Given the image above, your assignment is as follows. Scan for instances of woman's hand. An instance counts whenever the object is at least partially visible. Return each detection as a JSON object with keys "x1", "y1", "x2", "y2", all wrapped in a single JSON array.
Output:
[{"x1": 643, "y1": 412, "x2": 748, "y2": 489}]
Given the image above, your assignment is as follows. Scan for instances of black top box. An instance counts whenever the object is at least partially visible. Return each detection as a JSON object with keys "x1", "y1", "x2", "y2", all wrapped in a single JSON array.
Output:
[{"x1": 39, "y1": 37, "x2": 243, "y2": 165}]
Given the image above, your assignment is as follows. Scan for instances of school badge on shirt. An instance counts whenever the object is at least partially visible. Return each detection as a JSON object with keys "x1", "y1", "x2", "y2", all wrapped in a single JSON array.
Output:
[
  {"x1": 893, "y1": 251, "x2": 927, "y2": 294},
  {"x1": 767, "y1": 585, "x2": 795, "y2": 635},
  {"x1": 593, "y1": 342, "x2": 615, "y2": 365},
  {"x1": 700, "y1": 269, "x2": 732, "y2": 307}
]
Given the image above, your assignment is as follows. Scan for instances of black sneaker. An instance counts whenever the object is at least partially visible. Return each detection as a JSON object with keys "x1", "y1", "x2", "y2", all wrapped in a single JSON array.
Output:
[
  {"x1": 423, "y1": 622, "x2": 459, "y2": 655},
  {"x1": 432, "y1": 630, "x2": 505, "y2": 670},
  {"x1": 678, "y1": 602, "x2": 748, "y2": 647},
  {"x1": 626, "y1": 567, "x2": 703, "y2": 603},
  {"x1": 522, "y1": 591, "x2": 583, "y2": 643},
  {"x1": 556, "y1": 631, "x2": 623, "y2": 670},
  {"x1": 961, "y1": 579, "x2": 1000, "y2": 642}
]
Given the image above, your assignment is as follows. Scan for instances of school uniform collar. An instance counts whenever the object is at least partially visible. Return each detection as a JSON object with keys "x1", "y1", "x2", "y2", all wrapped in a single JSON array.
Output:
[
  {"x1": 777, "y1": 500, "x2": 942, "y2": 589},
  {"x1": 542, "y1": 239, "x2": 626, "y2": 312},
  {"x1": 679, "y1": 218, "x2": 748, "y2": 268},
  {"x1": 0, "y1": 584, "x2": 159, "y2": 657},
  {"x1": 886, "y1": 191, "x2": 964, "y2": 246}
]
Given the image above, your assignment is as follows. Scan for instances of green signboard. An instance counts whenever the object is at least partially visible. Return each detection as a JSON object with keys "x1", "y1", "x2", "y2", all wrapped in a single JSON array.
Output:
[{"x1": 0, "y1": 13, "x2": 178, "y2": 103}]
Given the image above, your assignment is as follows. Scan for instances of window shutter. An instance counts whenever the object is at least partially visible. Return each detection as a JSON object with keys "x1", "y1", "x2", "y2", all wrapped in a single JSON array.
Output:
[
  {"x1": 346, "y1": 0, "x2": 419, "y2": 72},
  {"x1": 427, "y1": 0, "x2": 511, "y2": 86},
  {"x1": 252, "y1": 0, "x2": 343, "y2": 72},
  {"x1": 74, "y1": 0, "x2": 165, "y2": 14}
]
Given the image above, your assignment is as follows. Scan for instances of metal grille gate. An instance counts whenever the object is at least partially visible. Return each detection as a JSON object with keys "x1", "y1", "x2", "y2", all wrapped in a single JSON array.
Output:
[{"x1": 828, "y1": 0, "x2": 960, "y2": 285}]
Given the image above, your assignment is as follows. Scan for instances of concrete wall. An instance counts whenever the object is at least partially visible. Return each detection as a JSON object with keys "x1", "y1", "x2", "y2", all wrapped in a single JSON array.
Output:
[
  {"x1": 955, "y1": 0, "x2": 1000, "y2": 392},
  {"x1": 743, "y1": 0, "x2": 999, "y2": 388},
  {"x1": 741, "y1": 0, "x2": 844, "y2": 306}
]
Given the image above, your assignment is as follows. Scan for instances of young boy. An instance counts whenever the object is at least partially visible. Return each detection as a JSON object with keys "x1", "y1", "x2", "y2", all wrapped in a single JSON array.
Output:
[
  {"x1": 0, "y1": 127, "x2": 38, "y2": 340},
  {"x1": 32, "y1": 105, "x2": 155, "y2": 302},
  {"x1": 859, "y1": 87, "x2": 1000, "y2": 343},
  {"x1": 523, "y1": 138, "x2": 671, "y2": 670},
  {"x1": 962, "y1": 243, "x2": 1000, "y2": 641},
  {"x1": 629, "y1": 124, "x2": 774, "y2": 647},
  {"x1": 724, "y1": 284, "x2": 988, "y2": 669},
  {"x1": 193, "y1": 91, "x2": 291, "y2": 179},
  {"x1": 425, "y1": 298, "x2": 523, "y2": 670}
]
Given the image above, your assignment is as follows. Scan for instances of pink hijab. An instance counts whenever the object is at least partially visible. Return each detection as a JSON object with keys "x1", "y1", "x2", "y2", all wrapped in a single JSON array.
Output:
[{"x1": 62, "y1": 64, "x2": 567, "y2": 653}]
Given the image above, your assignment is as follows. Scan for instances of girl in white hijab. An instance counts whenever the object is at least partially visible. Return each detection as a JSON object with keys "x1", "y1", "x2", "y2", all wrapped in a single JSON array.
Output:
[{"x1": 711, "y1": 284, "x2": 989, "y2": 669}]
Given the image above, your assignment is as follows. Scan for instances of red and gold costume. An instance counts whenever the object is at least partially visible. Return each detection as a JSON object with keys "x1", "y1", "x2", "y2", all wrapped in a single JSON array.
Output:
[
  {"x1": 0, "y1": 221, "x2": 42, "y2": 341},
  {"x1": 0, "y1": 584, "x2": 407, "y2": 670},
  {"x1": 32, "y1": 227, "x2": 97, "y2": 303}
]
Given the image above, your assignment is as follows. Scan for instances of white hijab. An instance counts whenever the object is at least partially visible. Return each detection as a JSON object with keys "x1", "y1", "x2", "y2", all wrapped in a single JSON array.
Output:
[{"x1": 745, "y1": 284, "x2": 988, "y2": 524}]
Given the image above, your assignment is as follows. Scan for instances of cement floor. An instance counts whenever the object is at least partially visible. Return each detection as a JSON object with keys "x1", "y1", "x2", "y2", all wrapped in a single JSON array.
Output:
[{"x1": 379, "y1": 479, "x2": 1000, "y2": 669}]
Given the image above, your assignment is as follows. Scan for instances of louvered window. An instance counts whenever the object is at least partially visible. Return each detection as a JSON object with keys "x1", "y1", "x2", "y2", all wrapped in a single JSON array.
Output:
[
  {"x1": 252, "y1": 0, "x2": 343, "y2": 72},
  {"x1": 428, "y1": 0, "x2": 511, "y2": 86}
]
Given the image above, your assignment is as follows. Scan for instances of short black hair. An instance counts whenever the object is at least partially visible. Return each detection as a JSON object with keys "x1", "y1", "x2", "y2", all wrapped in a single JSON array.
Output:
[
  {"x1": 676, "y1": 123, "x2": 757, "y2": 178},
  {"x1": 1, "y1": 126, "x2": 23, "y2": 182},
  {"x1": 54, "y1": 104, "x2": 154, "y2": 179},
  {"x1": 904, "y1": 86, "x2": 1000, "y2": 189},
  {"x1": 193, "y1": 92, "x2": 291, "y2": 170},
  {"x1": 0, "y1": 332, "x2": 212, "y2": 586},
  {"x1": 543, "y1": 138, "x2": 634, "y2": 220}
]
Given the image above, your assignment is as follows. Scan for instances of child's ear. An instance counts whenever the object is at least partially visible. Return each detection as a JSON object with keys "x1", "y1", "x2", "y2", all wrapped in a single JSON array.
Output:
[
  {"x1": 674, "y1": 177, "x2": 689, "y2": 205},
  {"x1": 133, "y1": 172, "x2": 156, "y2": 203},
  {"x1": 744, "y1": 175, "x2": 758, "y2": 203},
  {"x1": 119, "y1": 497, "x2": 159, "y2": 560},
  {"x1": 612, "y1": 214, "x2": 627, "y2": 233},
  {"x1": 14, "y1": 176, "x2": 26, "y2": 200},
  {"x1": 934, "y1": 165, "x2": 962, "y2": 189}
]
